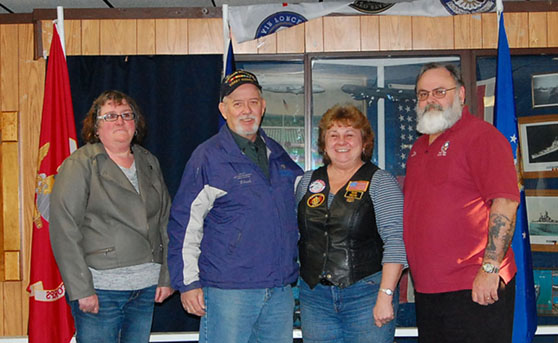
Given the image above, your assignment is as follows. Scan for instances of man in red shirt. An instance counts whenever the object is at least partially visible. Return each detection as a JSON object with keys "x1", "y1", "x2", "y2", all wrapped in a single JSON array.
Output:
[{"x1": 403, "y1": 63, "x2": 519, "y2": 343}]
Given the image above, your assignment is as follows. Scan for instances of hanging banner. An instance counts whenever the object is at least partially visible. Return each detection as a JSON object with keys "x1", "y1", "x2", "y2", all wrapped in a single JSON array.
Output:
[{"x1": 229, "y1": 0, "x2": 497, "y2": 43}]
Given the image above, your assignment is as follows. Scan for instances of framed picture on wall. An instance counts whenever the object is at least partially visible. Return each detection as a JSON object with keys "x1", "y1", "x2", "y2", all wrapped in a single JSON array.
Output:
[
  {"x1": 518, "y1": 115, "x2": 558, "y2": 178},
  {"x1": 526, "y1": 190, "x2": 558, "y2": 252},
  {"x1": 532, "y1": 73, "x2": 558, "y2": 108},
  {"x1": 533, "y1": 268, "x2": 558, "y2": 316}
]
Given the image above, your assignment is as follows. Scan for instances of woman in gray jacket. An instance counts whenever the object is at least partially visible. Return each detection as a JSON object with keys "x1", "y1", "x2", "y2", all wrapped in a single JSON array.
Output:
[{"x1": 50, "y1": 90, "x2": 173, "y2": 343}]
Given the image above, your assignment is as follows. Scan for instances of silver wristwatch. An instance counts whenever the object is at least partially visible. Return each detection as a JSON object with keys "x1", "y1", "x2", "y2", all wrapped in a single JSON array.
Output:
[
  {"x1": 482, "y1": 262, "x2": 499, "y2": 274},
  {"x1": 379, "y1": 288, "x2": 394, "y2": 296}
]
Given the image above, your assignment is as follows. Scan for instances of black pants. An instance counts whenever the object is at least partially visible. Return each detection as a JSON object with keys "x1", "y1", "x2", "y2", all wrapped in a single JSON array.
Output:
[{"x1": 415, "y1": 277, "x2": 515, "y2": 343}]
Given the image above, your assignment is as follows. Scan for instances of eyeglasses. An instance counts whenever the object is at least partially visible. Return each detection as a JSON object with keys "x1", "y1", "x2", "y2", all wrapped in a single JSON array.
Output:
[
  {"x1": 97, "y1": 112, "x2": 136, "y2": 122},
  {"x1": 416, "y1": 87, "x2": 456, "y2": 101}
]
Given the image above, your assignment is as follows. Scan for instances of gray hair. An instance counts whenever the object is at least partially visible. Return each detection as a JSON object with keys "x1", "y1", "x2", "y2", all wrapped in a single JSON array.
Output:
[{"x1": 415, "y1": 63, "x2": 464, "y2": 92}]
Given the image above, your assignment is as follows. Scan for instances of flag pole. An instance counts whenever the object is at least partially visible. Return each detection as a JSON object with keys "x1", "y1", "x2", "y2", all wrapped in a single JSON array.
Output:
[
  {"x1": 222, "y1": 4, "x2": 229, "y2": 78},
  {"x1": 496, "y1": 0, "x2": 503, "y2": 18},
  {"x1": 56, "y1": 6, "x2": 66, "y2": 57}
]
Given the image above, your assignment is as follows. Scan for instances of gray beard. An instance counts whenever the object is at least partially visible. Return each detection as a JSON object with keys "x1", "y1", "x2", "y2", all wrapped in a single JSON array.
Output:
[
  {"x1": 235, "y1": 115, "x2": 260, "y2": 136},
  {"x1": 415, "y1": 95, "x2": 463, "y2": 135}
]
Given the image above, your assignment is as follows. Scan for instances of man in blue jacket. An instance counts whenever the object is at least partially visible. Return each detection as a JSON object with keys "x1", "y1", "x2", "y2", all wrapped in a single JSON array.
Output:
[{"x1": 167, "y1": 70, "x2": 303, "y2": 343}]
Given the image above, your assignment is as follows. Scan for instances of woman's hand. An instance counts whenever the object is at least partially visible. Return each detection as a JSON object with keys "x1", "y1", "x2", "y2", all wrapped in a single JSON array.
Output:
[
  {"x1": 373, "y1": 293, "x2": 395, "y2": 328},
  {"x1": 155, "y1": 286, "x2": 174, "y2": 303},
  {"x1": 78, "y1": 294, "x2": 99, "y2": 314}
]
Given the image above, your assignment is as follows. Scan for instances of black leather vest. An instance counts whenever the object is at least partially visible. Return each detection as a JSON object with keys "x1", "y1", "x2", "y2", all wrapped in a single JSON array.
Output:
[{"x1": 298, "y1": 162, "x2": 383, "y2": 289}]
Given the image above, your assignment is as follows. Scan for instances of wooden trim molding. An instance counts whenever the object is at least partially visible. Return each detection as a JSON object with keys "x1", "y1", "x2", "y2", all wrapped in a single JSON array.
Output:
[{"x1": 0, "y1": 112, "x2": 21, "y2": 282}]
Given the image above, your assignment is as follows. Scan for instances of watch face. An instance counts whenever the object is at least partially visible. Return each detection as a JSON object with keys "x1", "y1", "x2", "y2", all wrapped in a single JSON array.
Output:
[
  {"x1": 380, "y1": 288, "x2": 393, "y2": 296},
  {"x1": 482, "y1": 263, "x2": 496, "y2": 273}
]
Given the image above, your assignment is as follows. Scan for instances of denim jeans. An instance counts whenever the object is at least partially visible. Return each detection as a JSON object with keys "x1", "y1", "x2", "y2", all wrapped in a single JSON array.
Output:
[
  {"x1": 200, "y1": 285, "x2": 294, "y2": 343},
  {"x1": 300, "y1": 271, "x2": 398, "y2": 343},
  {"x1": 69, "y1": 285, "x2": 156, "y2": 343}
]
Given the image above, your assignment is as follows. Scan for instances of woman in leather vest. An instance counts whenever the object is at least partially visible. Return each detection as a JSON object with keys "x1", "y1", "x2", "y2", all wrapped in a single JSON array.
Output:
[
  {"x1": 50, "y1": 90, "x2": 173, "y2": 343},
  {"x1": 296, "y1": 105, "x2": 407, "y2": 342}
]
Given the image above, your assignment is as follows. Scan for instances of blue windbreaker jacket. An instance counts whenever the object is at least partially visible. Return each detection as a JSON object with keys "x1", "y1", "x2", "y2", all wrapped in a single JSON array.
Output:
[{"x1": 167, "y1": 125, "x2": 303, "y2": 293}]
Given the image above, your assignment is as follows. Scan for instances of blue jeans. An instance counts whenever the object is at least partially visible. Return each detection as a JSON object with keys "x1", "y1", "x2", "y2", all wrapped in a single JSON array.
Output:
[
  {"x1": 300, "y1": 271, "x2": 398, "y2": 343},
  {"x1": 69, "y1": 285, "x2": 156, "y2": 343},
  {"x1": 200, "y1": 286, "x2": 294, "y2": 343}
]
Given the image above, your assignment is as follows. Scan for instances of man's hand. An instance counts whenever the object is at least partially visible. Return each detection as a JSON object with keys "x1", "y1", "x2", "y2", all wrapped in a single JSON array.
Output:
[
  {"x1": 180, "y1": 288, "x2": 206, "y2": 316},
  {"x1": 78, "y1": 294, "x2": 99, "y2": 314},
  {"x1": 155, "y1": 286, "x2": 174, "y2": 303},
  {"x1": 472, "y1": 268, "x2": 500, "y2": 306},
  {"x1": 472, "y1": 197, "x2": 518, "y2": 306}
]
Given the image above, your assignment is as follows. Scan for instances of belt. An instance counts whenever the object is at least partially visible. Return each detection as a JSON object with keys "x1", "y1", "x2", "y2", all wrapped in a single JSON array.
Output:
[{"x1": 319, "y1": 278, "x2": 335, "y2": 286}]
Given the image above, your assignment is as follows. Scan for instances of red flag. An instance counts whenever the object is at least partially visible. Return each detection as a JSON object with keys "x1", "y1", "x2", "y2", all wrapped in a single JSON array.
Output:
[{"x1": 27, "y1": 24, "x2": 76, "y2": 343}]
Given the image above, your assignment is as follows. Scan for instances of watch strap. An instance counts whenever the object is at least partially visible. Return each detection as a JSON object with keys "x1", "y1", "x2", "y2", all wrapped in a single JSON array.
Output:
[
  {"x1": 379, "y1": 288, "x2": 394, "y2": 296},
  {"x1": 482, "y1": 262, "x2": 499, "y2": 273}
]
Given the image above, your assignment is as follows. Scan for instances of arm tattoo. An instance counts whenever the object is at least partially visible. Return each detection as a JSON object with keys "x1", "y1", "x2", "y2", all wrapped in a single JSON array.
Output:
[{"x1": 486, "y1": 213, "x2": 514, "y2": 261}]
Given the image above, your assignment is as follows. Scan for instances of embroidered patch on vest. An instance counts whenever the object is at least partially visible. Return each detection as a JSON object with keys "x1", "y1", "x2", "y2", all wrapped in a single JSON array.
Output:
[
  {"x1": 344, "y1": 180, "x2": 369, "y2": 202},
  {"x1": 309, "y1": 179, "x2": 326, "y2": 193},
  {"x1": 307, "y1": 193, "x2": 325, "y2": 208},
  {"x1": 347, "y1": 181, "x2": 369, "y2": 192}
]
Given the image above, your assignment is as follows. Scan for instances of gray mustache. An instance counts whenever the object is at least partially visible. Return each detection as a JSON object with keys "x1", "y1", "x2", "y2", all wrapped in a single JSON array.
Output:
[{"x1": 424, "y1": 103, "x2": 443, "y2": 112}]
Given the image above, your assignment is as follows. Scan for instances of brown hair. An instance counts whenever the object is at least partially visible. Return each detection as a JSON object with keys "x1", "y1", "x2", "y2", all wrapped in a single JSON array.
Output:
[
  {"x1": 317, "y1": 105, "x2": 374, "y2": 165},
  {"x1": 81, "y1": 90, "x2": 146, "y2": 144}
]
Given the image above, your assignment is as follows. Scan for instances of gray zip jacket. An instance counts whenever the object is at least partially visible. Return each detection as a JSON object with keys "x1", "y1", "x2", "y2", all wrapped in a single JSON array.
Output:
[{"x1": 50, "y1": 143, "x2": 171, "y2": 301}]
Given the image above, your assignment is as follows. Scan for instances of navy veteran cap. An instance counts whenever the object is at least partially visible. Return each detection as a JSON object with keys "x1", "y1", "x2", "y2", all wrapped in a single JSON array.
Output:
[{"x1": 220, "y1": 70, "x2": 262, "y2": 101}]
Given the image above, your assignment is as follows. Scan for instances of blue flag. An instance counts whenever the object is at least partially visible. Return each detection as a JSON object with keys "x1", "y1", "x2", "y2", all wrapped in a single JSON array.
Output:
[
  {"x1": 493, "y1": 13, "x2": 537, "y2": 343},
  {"x1": 219, "y1": 41, "x2": 237, "y2": 127},
  {"x1": 225, "y1": 41, "x2": 236, "y2": 77}
]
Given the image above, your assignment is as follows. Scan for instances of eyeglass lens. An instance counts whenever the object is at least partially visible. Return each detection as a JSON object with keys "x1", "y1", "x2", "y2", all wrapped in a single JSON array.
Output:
[
  {"x1": 417, "y1": 87, "x2": 456, "y2": 101},
  {"x1": 98, "y1": 112, "x2": 135, "y2": 121}
]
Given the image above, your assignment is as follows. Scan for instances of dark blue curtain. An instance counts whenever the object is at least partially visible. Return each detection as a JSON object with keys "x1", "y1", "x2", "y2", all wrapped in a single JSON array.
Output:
[
  {"x1": 67, "y1": 55, "x2": 222, "y2": 198},
  {"x1": 67, "y1": 55, "x2": 223, "y2": 332}
]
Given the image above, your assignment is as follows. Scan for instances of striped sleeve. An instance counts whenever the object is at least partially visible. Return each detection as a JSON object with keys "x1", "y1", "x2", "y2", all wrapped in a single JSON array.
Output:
[
  {"x1": 295, "y1": 170, "x2": 313, "y2": 204},
  {"x1": 369, "y1": 169, "x2": 408, "y2": 268}
]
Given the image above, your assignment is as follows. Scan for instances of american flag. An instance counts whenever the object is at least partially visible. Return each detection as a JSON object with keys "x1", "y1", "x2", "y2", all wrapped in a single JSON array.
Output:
[
  {"x1": 384, "y1": 97, "x2": 418, "y2": 177},
  {"x1": 348, "y1": 181, "x2": 369, "y2": 192},
  {"x1": 343, "y1": 85, "x2": 418, "y2": 177}
]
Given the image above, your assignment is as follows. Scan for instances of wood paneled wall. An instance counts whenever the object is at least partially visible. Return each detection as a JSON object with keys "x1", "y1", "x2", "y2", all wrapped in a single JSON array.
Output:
[
  {"x1": 35, "y1": 12, "x2": 558, "y2": 57},
  {"x1": 0, "y1": 11, "x2": 556, "y2": 336},
  {"x1": 1, "y1": 110, "x2": 21, "y2": 283},
  {"x1": 0, "y1": 22, "x2": 43, "y2": 336}
]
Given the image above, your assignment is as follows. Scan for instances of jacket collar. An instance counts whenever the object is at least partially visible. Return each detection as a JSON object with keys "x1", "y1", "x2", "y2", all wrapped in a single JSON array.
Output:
[
  {"x1": 133, "y1": 146, "x2": 155, "y2": 203},
  {"x1": 91, "y1": 142, "x2": 152, "y2": 200},
  {"x1": 218, "y1": 125, "x2": 277, "y2": 161}
]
